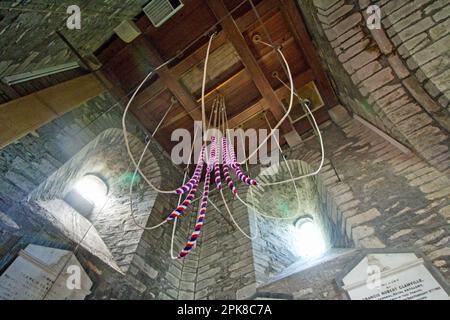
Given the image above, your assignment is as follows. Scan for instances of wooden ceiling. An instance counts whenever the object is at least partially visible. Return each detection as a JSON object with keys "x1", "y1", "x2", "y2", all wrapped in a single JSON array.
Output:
[{"x1": 96, "y1": 0, "x2": 337, "y2": 154}]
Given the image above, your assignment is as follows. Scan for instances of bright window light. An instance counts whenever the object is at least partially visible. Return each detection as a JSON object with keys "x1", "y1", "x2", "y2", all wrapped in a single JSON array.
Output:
[
  {"x1": 73, "y1": 174, "x2": 108, "y2": 205},
  {"x1": 293, "y1": 218, "x2": 326, "y2": 258}
]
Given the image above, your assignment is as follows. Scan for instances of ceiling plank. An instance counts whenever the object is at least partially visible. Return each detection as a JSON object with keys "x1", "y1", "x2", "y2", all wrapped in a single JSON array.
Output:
[
  {"x1": 277, "y1": 0, "x2": 338, "y2": 107},
  {"x1": 207, "y1": 0, "x2": 294, "y2": 134},
  {"x1": 235, "y1": 0, "x2": 278, "y2": 32},
  {"x1": 276, "y1": 68, "x2": 315, "y2": 97},
  {"x1": 139, "y1": 32, "x2": 227, "y2": 106},
  {"x1": 133, "y1": 79, "x2": 167, "y2": 110},
  {"x1": 170, "y1": 31, "x2": 228, "y2": 77},
  {"x1": 133, "y1": 36, "x2": 202, "y2": 121},
  {"x1": 228, "y1": 99, "x2": 266, "y2": 128}
]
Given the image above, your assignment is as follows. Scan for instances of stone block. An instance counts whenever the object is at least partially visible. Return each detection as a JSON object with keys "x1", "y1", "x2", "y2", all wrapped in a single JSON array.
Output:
[
  {"x1": 352, "y1": 226, "x2": 375, "y2": 241},
  {"x1": 360, "y1": 68, "x2": 395, "y2": 93},
  {"x1": 328, "y1": 105, "x2": 351, "y2": 125},
  {"x1": 346, "y1": 208, "x2": 381, "y2": 238},
  {"x1": 283, "y1": 130, "x2": 303, "y2": 148},
  {"x1": 236, "y1": 282, "x2": 257, "y2": 300},
  {"x1": 313, "y1": 0, "x2": 341, "y2": 11},
  {"x1": 325, "y1": 13, "x2": 362, "y2": 41},
  {"x1": 388, "y1": 55, "x2": 410, "y2": 79},
  {"x1": 371, "y1": 29, "x2": 393, "y2": 55},
  {"x1": 344, "y1": 49, "x2": 381, "y2": 74}
]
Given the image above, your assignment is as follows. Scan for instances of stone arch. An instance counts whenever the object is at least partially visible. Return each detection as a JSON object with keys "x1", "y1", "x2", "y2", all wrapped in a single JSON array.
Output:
[
  {"x1": 246, "y1": 151, "x2": 361, "y2": 284},
  {"x1": 297, "y1": 0, "x2": 449, "y2": 171}
]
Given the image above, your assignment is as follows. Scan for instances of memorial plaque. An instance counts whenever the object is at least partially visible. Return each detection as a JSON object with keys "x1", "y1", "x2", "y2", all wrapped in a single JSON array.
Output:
[
  {"x1": 339, "y1": 252, "x2": 450, "y2": 300},
  {"x1": 0, "y1": 244, "x2": 93, "y2": 300}
]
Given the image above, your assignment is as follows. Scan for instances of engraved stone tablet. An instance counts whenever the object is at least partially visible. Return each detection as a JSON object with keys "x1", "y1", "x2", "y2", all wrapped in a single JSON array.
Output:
[
  {"x1": 0, "y1": 244, "x2": 92, "y2": 300},
  {"x1": 339, "y1": 252, "x2": 450, "y2": 300}
]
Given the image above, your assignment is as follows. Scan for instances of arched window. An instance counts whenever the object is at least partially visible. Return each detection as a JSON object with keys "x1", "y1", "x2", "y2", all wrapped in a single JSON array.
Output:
[
  {"x1": 64, "y1": 174, "x2": 109, "y2": 218},
  {"x1": 293, "y1": 217, "x2": 326, "y2": 258},
  {"x1": 73, "y1": 174, "x2": 109, "y2": 203}
]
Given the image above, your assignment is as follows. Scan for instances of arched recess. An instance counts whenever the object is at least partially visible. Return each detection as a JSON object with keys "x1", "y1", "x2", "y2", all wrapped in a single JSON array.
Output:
[
  {"x1": 296, "y1": 0, "x2": 449, "y2": 172},
  {"x1": 27, "y1": 128, "x2": 168, "y2": 273},
  {"x1": 245, "y1": 153, "x2": 357, "y2": 284}
]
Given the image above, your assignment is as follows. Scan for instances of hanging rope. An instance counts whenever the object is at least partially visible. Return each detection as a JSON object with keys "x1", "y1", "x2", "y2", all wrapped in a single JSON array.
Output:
[
  {"x1": 120, "y1": 2, "x2": 327, "y2": 258},
  {"x1": 221, "y1": 100, "x2": 259, "y2": 240},
  {"x1": 128, "y1": 98, "x2": 177, "y2": 231},
  {"x1": 242, "y1": 39, "x2": 295, "y2": 164},
  {"x1": 178, "y1": 169, "x2": 211, "y2": 258},
  {"x1": 264, "y1": 112, "x2": 302, "y2": 209}
]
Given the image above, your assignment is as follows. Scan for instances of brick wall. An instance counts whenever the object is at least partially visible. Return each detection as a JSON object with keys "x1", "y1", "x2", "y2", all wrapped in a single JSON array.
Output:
[
  {"x1": 299, "y1": 0, "x2": 450, "y2": 172},
  {"x1": 380, "y1": 0, "x2": 450, "y2": 111},
  {"x1": 1, "y1": 109, "x2": 448, "y2": 299},
  {"x1": 172, "y1": 112, "x2": 450, "y2": 300}
]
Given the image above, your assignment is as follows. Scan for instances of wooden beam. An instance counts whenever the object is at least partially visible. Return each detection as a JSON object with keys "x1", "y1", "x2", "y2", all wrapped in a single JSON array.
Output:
[
  {"x1": 133, "y1": 36, "x2": 202, "y2": 121},
  {"x1": 94, "y1": 69, "x2": 128, "y2": 105},
  {"x1": 0, "y1": 74, "x2": 105, "y2": 148},
  {"x1": 161, "y1": 67, "x2": 315, "y2": 131},
  {"x1": 207, "y1": 0, "x2": 294, "y2": 134},
  {"x1": 158, "y1": 0, "x2": 276, "y2": 76},
  {"x1": 0, "y1": 82, "x2": 20, "y2": 100},
  {"x1": 277, "y1": 0, "x2": 338, "y2": 107},
  {"x1": 139, "y1": 31, "x2": 227, "y2": 107},
  {"x1": 228, "y1": 69, "x2": 314, "y2": 128}
]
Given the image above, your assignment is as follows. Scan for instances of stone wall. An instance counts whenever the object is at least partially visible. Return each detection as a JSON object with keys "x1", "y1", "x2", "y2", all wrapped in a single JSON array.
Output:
[
  {"x1": 134, "y1": 111, "x2": 449, "y2": 301},
  {"x1": 257, "y1": 249, "x2": 361, "y2": 299},
  {"x1": 282, "y1": 114, "x2": 449, "y2": 291},
  {"x1": 173, "y1": 141, "x2": 358, "y2": 300},
  {"x1": 0, "y1": 89, "x2": 197, "y2": 300},
  {"x1": 250, "y1": 215, "x2": 300, "y2": 286},
  {"x1": 28, "y1": 128, "x2": 173, "y2": 269},
  {"x1": 0, "y1": 92, "x2": 142, "y2": 215},
  {"x1": 0, "y1": 92, "x2": 131, "y2": 259},
  {"x1": 298, "y1": 0, "x2": 450, "y2": 171},
  {"x1": 233, "y1": 107, "x2": 449, "y2": 299},
  {"x1": 180, "y1": 109, "x2": 450, "y2": 299},
  {"x1": 381, "y1": 0, "x2": 450, "y2": 110},
  {"x1": 1, "y1": 109, "x2": 448, "y2": 300},
  {"x1": 0, "y1": 230, "x2": 150, "y2": 300},
  {"x1": 0, "y1": 125, "x2": 195, "y2": 300},
  {"x1": 247, "y1": 159, "x2": 352, "y2": 285},
  {"x1": 0, "y1": 0, "x2": 149, "y2": 78},
  {"x1": 189, "y1": 187, "x2": 257, "y2": 300}
]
